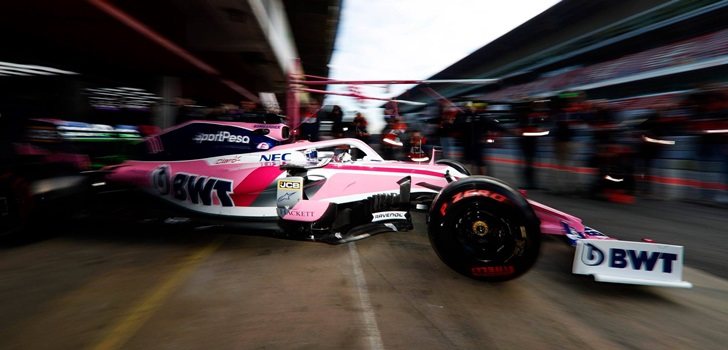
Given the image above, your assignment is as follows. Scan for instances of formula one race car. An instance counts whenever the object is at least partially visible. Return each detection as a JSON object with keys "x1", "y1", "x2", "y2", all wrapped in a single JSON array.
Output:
[{"x1": 80, "y1": 119, "x2": 690, "y2": 287}]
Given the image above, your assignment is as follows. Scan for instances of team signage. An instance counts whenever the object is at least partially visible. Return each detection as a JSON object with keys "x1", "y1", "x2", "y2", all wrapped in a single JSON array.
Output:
[
  {"x1": 254, "y1": 124, "x2": 282, "y2": 129},
  {"x1": 372, "y1": 211, "x2": 408, "y2": 222},
  {"x1": 276, "y1": 177, "x2": 303, "y2": 209},
  {"x1": 278, "y1": 178, "x2": 302, "y2": 190},
  {"x1": 260, "y1": 153, "x2": 291, "y2": 162},
  {"x1": 572, "y1": 239, "x2": 691, "y2": 288},
  {"x1": 277, "y1": 208, "x2": 314, "y2": 217},
  {"x1": 193, "y1": 131, "x2": 250, "y2": 144}
]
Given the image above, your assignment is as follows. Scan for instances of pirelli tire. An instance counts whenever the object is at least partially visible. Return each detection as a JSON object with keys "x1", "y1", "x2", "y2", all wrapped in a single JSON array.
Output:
[{"x1": 427, "y1": 176, "x2": 541, "y2": 282}]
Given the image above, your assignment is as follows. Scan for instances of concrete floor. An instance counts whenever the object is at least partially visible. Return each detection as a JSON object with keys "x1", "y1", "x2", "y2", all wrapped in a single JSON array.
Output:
[{"x1": 1, "y1": 197, "x2": 727, "y2": 350}]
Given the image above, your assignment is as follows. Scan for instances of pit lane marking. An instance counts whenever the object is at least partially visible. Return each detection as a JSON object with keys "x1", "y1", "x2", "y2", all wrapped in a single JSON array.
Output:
[
  {"x1": 91, "y1": 237, "x2": 224, "y2": 350},
  {"x1": 349, "y1": 243, "x2": 385, "y2": 350}
]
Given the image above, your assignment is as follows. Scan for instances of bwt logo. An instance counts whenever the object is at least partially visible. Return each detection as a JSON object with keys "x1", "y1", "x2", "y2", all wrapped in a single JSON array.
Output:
[
  {"x1": 193, "y1": 131, "x2": 250, "y2": 144},
  {"x1": 581, "y1": 243, "x2": 678, "y2": 273},
  {"x1": 260, "y1": 153, "x2": 291, "y2": 162},
  {"x1": 581, "y1": 243, "x2": 605, "y2": 266},
  {"x1": 151, "y1": 166, "x2": 234, "y2": 207}
]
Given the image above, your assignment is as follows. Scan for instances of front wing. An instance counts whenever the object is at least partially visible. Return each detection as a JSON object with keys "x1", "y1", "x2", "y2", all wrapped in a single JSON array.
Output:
[
  {"x1": 572, "y1": 238, "x2": 691, "y2": 288},
  {"x1": 532, "y1": 199, "x2": 691, "y2": 288}
]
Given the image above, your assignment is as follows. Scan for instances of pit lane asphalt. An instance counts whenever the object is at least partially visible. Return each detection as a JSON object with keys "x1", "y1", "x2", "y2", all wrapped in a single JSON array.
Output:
[
  {"x1": 0, "y1": 192, "x2": 727, "y2": 350},
  {"x1": 0, "y1": 191, "x2": 728, "y2": 349}
]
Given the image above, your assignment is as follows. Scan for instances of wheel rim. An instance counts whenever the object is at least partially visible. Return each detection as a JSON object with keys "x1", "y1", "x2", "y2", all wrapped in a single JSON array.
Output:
[{"x1": 451, "y1": 201, "x2": 522, "y2": 263}]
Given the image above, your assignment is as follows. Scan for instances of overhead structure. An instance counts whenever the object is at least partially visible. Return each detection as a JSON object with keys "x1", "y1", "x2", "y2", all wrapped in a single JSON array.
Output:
[
  {"x1": 394, "y1": 0, "x2": 728, "y2": 111},
  {"x1": 0, "y1": 0, "x2": 341, "y2": 118},
  {"x1": 287, "y1": 74, "x2": 498, "y2": 129}
]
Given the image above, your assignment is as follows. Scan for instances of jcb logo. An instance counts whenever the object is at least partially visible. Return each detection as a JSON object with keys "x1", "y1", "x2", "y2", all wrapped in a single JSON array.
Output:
[{"x1": 278, "y1": 180, "x2": 302, "y2": 189}]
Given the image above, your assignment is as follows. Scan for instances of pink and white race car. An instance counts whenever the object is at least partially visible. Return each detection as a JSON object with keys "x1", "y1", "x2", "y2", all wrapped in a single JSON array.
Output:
[{"x1": 94, "y1": 119, "x2": 691, "y2": 287}]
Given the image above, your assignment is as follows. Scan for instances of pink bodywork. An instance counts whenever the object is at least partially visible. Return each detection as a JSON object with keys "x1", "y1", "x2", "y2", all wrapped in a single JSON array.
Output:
[
  {"x1": 162, "y1": 120, "x2": 290, "y2": 142},
  {"x1": 529, "y1": 200, "x2": 584, "y2": 235},
  {"x1": 104, "y1": 136, "x2": 599, "y2": 238}
]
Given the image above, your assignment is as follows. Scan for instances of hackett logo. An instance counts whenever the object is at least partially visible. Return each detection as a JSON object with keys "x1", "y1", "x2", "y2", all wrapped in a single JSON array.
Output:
[{"x1": 277, "y1": 208, "x2": 314, "y2": 217}]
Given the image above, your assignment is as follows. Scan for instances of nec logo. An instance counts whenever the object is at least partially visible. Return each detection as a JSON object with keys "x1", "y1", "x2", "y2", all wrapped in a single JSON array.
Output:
[
  {"x1": 260, "y1": 153, "x2": 291, "y2": 162},
  {"x1": 278, "y1": 180, "x2": 301, "y2": 189},
  {"x1": 581, "y1": 243, "x2": 678, "y2": 273}
]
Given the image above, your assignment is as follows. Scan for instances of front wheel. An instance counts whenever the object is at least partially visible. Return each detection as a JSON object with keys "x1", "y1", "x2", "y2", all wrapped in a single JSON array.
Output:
[{"x1": 427, "y1": 176, "x2": 540, "y2": 282}]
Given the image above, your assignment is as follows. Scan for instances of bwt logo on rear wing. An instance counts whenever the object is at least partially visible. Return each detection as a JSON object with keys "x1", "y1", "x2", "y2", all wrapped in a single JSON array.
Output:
[{"x1": 572, "y1": 239, "x2": 692, "y2": 288}]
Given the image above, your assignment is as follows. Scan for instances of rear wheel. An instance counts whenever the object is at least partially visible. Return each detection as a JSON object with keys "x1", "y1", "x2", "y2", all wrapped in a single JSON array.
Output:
[{"x1": 428, "y1": 176, "x2": 540, "y2": 281}]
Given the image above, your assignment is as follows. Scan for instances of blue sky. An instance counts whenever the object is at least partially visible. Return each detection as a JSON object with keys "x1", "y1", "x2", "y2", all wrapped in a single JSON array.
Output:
[{"x1": 324, "y1": 0, "x2": 561, "y2": 132}]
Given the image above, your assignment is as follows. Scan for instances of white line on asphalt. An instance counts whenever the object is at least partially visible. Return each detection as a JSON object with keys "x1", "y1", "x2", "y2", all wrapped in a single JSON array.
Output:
[{"x1": 349, "y1": 243, "x2": 385, "y2": 350}]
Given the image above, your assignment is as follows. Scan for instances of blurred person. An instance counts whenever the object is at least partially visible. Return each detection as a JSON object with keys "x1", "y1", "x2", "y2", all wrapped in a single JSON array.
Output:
[
  {"x1": 383, "y1": 100, "x2": 397, "y2": 121},
  {"x1": 437, "y1": 99, "x2": 459, "y2": 160},
  {"x1": 423, "y1": 103, "x2": 442, "y2": 153},
  {"x1": 381, "y1": 114, "x2": 407, "y2": 160},
  {"x1": 407, "y1": 129, "x2": 428, "y2": 162},
  {"x1": 203, "y1": 103, "x2": 231, "y2": 120},
  {"x1": 300, "y1": 98, "x2": 321, "y2": 141},
  {"x1": 461, "y1": 102, "x2": 490, "y2": 175},
  {"x1": 351, "y1": 112, "x2": 371, "y2": 159},
  {"x1": 685, "y1": 86, "x2": 728, "y2": 202},
  {"x1": 238, "y1": 100, "x2": 263, "y2": 118},
  {"x1": 352, "y1": 112, "x2": 370, "y2": 143},
  {"x1": 241, "y1": 100, "x2": 257, "y2": 112},
  {"x1": 329, "y1": 105, "x2": 345, "y2": 138},
  {"x1": 635, "y1": 109, "x2": 671, "y2": 196},
  {"x1": 552, "y1": 96, "x2": 578, "y2": 193},
  {"x1": 588, "y1": 110, "x2": 607, "y2": 197},
  {"x1": 380, "y1": 115, "x2": 396, "y2": 160},
  {"x1": 516, "y1": 100, "x2": 550, "y2": 189},
  {"x1": 590, "y1": 104, "x2": 636, "y2": 202},
  {"x1": 175, "y1": 97, "x2": 203, "y2": 124}
]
